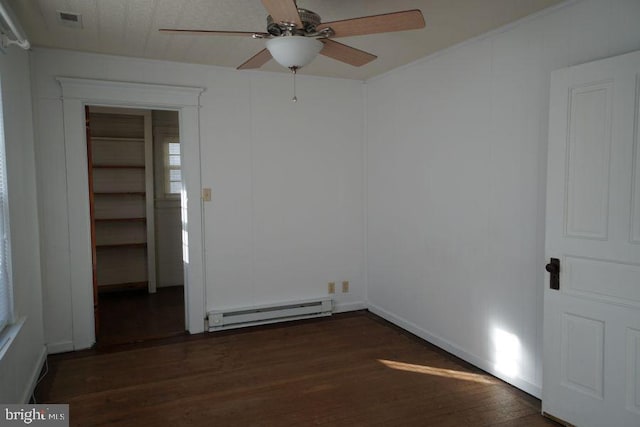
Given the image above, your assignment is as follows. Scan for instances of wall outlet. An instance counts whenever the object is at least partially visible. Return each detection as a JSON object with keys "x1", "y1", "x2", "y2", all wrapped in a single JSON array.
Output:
[
  {"x1": 342, "y1": 281, "x2": 349, "y2": 293},
  {"x1": 328, "y1": 282, "x2": 335, "y2": 294},
  {"x1": 202, "y1": 188, "x2": 212, "y2": 201}
]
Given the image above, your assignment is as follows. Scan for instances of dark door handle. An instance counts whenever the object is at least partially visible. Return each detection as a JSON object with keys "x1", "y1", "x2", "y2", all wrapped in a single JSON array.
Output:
[{"x1": 545, "y1": 258, "x2": 560, "y2": 290}]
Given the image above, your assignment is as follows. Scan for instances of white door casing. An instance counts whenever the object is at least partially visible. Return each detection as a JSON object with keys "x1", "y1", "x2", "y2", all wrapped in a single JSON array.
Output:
[
  {"x1": 543, "y1": 50, "x2": 640, "y2": 426},
  {"x1": 57, "y1": 77, "x2": 205, "y2": 350}
]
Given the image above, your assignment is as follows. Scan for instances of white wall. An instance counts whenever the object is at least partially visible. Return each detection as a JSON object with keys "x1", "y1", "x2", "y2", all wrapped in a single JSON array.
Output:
[
  {"x1": 152, "y1": 110, "x2": 183, "y2": 288},
  {"x1": 0, "y1": 47, "x2": 46, "y2": 402},
  {"x1": 30, "y1": 49, "x2": 365, "y2": 351},
  {"x1": 205, "y1": 72, "x2": 364, "y2": 309},
  {"x1": 365, "y1": 0, "x2": 640, "y2": 396}
]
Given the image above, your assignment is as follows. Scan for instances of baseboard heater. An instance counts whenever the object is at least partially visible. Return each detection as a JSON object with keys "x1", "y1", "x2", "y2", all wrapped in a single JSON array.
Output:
[{"x1": 207, "y1": 297, "x2": 333, "y2": 331}]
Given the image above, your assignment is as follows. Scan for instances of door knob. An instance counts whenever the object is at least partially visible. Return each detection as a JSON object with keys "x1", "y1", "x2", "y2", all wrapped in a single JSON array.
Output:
[{"x1": 546, "y1": 258, "x2": 560, "y2": 290}]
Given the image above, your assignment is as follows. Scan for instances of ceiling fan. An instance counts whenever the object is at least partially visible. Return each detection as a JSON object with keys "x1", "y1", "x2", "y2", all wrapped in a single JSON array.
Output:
[{"x1": 159, "y1": 0, "x2": 426, "y2": 72}]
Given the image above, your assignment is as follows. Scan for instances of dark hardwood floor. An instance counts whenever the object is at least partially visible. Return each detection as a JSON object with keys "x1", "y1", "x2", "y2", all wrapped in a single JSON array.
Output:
[
  {"x1": 97, "y1": 285, "x2": 186, "y2": 347},
  {"x1": 36, "y1": 312, "x2": 558, "y2": 426}
]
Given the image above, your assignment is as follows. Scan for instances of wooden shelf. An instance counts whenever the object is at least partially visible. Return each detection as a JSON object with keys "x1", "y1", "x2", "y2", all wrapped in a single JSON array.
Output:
[
  {"x1": 94, "y1": 191, "x2": 146, "y2": 196},
  {"x1": 97, "y1": 242, "x2": 147, "y2": 249},
  {"x1": 93, "y1": 164, "x2": 145, "y2": 169},
  {"x1": 95, "y1": 217, "x2": 146, "y2": 223},
  {"x1": 88, "y1": 108, "x2": 155, "y2": 299},
  {"x1": 91, "y1": 137, "x2": 145, "y2": 142}
]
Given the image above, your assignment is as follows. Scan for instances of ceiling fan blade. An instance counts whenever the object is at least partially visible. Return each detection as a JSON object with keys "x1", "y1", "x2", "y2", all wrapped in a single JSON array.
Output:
[
  {"x1": 237, "y1": 49, "x2": 273, "y2": 70},
  {"x1": 317, "y1": 9, "x2": 425, "y2": 38},
  {"x1": 320, "y1": 40, "x2": 377, "y2": 67},
  {"x1": 261, "y1": 0, "x2": 303, "y2": 28},
  {"x1": 160, "y1": 29, "x2": 269, "y2": 38}
]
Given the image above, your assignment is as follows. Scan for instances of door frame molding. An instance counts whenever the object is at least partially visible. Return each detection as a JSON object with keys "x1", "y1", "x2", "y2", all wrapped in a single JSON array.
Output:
[{"x1": 57, "y1": 77, "x2": 205, "y2": 349}]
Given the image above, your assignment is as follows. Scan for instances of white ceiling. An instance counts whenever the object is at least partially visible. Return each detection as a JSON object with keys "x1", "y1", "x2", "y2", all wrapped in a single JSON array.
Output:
[{"x1": 10, "y1": 0, "x2": 564, "y2": 80}]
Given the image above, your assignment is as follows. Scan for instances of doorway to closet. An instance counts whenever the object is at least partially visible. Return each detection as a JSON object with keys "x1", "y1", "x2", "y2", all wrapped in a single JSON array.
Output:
[{"x1": 86, "y1": 105, "x2": 185, "y2": 346}]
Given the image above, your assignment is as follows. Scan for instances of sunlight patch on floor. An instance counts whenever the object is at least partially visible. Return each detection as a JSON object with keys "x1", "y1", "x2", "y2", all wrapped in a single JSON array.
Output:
[{"x1": 378, "y1": 359, "x2": 498, "y2": 384}]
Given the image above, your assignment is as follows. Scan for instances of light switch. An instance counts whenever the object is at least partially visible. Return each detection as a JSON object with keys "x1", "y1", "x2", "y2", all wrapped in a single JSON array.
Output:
[{"x1": 202, "y1": 188, "x2": 212, "y2": 202}]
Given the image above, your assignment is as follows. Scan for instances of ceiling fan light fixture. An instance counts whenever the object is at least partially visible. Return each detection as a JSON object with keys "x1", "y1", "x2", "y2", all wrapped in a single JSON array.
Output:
[{"x1": 266, "y1": 36, "x2": 323, "y2": 69}]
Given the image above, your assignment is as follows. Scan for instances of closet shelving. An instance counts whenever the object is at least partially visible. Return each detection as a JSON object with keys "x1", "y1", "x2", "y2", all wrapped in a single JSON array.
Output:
[{"x1": 87, "y1": 108, "x2": 156, "y2": 294}]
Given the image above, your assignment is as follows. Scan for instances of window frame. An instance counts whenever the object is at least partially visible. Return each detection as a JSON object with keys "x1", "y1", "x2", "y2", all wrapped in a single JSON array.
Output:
[
  {"x1": 163, "y1": 138, "x2": 182, "y2": 197},
  {"x1": 0, "y1": 73, "x2": 14, "y2": 339},
  {"x1": 153, "y1": 126, "x2": 181, "y2": 201}
]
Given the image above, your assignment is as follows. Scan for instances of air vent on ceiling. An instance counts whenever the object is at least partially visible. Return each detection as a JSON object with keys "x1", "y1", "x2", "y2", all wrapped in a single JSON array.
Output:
[{"x1": 57, "y1": 11, "x2": 82, "y2": 29}]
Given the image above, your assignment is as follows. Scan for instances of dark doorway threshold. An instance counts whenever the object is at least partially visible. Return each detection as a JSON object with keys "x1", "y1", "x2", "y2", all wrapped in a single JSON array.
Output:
[{"x1": 96, "y1": 285, "x2": 186, "y2": 347}]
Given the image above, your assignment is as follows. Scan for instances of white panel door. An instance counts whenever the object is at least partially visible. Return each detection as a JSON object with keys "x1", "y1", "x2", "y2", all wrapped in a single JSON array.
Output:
[{"x1": 543, "y1": 50, "x2": 640, "y2": 426}]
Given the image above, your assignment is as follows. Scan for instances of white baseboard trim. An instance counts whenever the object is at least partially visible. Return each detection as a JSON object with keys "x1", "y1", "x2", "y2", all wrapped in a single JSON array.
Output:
[
  {"x1": 46, "y1": 341, "x2": 74, "y2": 354},
  {"x1": 21, "y1": 346, "x2": 47, "y2": 403},
  {"x1": 334, "y1": 301, "x2": 367, "y2": 313},
  {"x1": 367, "y1": 303, "x2": 541, "y2": 398}
]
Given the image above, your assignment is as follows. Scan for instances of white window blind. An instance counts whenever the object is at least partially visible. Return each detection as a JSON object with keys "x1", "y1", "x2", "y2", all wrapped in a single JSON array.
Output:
[
  {"x1": 0, "y1": 76, "x2": 13, "y2": 332},
  {"x1": 164, "y1": 140, "x2": 182, "y2": 196}
]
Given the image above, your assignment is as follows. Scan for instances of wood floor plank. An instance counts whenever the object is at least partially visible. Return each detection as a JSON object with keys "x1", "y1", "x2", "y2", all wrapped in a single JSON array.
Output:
[
  {"x1": 36, "y1": 312, "x2": 558, "y2": 426},
  {"x1": 97, "y1": 285, "x2": 185, "y2": 347}
]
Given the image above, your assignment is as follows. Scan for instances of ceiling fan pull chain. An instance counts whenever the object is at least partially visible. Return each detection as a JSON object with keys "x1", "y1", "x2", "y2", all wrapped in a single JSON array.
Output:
[{"x1": 290, "y1": 66, "x2": 298, "y2": 102}]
